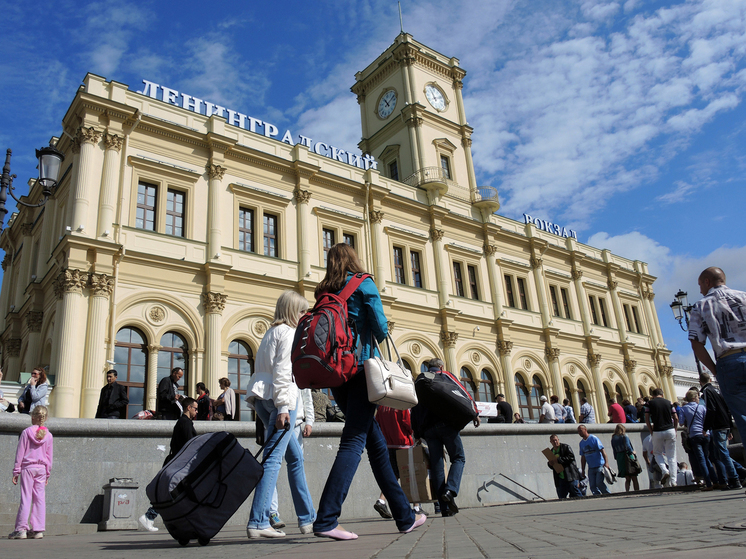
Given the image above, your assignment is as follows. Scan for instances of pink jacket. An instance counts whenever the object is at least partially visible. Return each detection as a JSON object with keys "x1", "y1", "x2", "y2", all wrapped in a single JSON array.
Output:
[{"x1": 13, "y1": 425, "x2": 53, "y2": 478}]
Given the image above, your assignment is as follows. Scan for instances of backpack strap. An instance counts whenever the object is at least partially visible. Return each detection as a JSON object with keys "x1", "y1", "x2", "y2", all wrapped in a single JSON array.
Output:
[{"x1": 337, "y1": 273, "x2": 372, "y2": 301}]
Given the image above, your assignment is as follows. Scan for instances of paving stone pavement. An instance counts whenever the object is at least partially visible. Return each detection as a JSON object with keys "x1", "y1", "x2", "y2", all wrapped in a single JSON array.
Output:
[{"x1": 2, "y1": 490, "x2": 746, "y2": 559}]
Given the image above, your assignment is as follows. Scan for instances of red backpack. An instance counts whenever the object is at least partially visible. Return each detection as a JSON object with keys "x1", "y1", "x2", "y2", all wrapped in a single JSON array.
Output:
[{"x1": 292, "y1": 273, "x2": 370, "y2": 389}]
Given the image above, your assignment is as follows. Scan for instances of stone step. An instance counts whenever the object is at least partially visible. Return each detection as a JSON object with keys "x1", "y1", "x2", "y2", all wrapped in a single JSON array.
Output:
[{"x1": 0, "y1": 523, "x2": 98, "y2": 537}]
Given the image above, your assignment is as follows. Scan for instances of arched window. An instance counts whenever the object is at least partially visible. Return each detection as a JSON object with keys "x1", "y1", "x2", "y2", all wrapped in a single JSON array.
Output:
[
  {"x1": 420, "y1": 362, "x2": 430, "y2": 374},
  {"x1": 639, "y1": 386, "x2": 645, "y2": 399},
  {"x1": 228, "y1": 340, "x2": 254, "y2": 421},
  {"x1": 158, "y1": 332, "x2": 188, "y2": 397},
  {"x1": 577, "y1": 379, "x2": 587, "y2": 403},
  {"x1": 515, "y1": 373, "x2": 544, "y2": 421},
  {"x1": 401, "y1": 358, "x2": 416, "y2": 380},
  {"x1": 114, "y1": 327, "x2": 147, "y2": 418},
  {"x1": 563, "y1": 379, "x2": 572, "y2": 404},
  {"x1": 603, "y1": 383, "x2": 612, "y2": 404},
  {"x1": 615, "y1": 383, "x2": 624, "y2": 403},
  {"x1": 460, "y1": 367, "x2": 476, "y2": 399},
  {"x1": 477, "y1": 369, "x2": 495, "y2": 402}
]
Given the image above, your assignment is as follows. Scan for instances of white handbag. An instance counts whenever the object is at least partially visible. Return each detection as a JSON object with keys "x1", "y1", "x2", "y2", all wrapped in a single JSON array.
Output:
[{"x1": 364, "y1": 333, "x2": 418, "y2": 410}]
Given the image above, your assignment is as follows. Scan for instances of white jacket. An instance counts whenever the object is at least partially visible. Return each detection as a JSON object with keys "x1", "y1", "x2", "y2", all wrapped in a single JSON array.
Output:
[{"x1": 247, "y1": 324, "x2": 298, "y2": 414}]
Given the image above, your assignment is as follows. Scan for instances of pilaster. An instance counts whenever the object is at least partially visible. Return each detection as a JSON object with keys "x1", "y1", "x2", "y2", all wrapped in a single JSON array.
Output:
[
  {"x1": 203, "y1": 291, "x2": 227, "y2": 395},
  {"x1": 81, "y1": 273, "x2": 115, "y2": 418}
]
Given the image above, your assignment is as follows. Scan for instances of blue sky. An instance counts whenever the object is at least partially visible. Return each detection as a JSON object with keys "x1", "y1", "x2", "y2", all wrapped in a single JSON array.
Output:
[{"x1": 1, "y1": 0, "x2": 745, "y2": 367}]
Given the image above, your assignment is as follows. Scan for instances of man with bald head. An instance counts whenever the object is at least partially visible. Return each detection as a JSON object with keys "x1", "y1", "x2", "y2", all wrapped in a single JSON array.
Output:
[{"x1": 688, "y1": 267, "x2": 746, "y2": 443}]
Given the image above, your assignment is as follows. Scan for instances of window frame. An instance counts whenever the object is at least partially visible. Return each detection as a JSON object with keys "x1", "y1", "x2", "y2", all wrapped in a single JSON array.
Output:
[
  {"x1": 393, "y1": 245, "x2": 406, "y2": 284},
  {"x1": 165, "y1": 188, "x2": 186, "y2": 237},
  {"x1": 313, "y1": 206, "x2": 365, "y2": 268},
  {"x1": 445, "y1": 244, "x2": 485, "y2": 302},
  {"x1": 453, "y1": 261, "x2": 465, "y2": 297},
  {"x1": 410, "y1": 250, "x2": 423, "y2": 288},
  {"x1": 384, "y1": 226, "x2": 431, "y2": 291},
  {"x1": 322, "y1": 228, "x2": 336, "y2": 267},
  {"x1": 238, "y1": 206, "x2": 255, "y2": 252},
  {"x1": 230, "y1": 182, "x2": 291, "y2": 259}
]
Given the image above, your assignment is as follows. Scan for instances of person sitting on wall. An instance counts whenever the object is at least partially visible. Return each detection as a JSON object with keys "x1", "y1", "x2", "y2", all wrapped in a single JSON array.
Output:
[
  {"x1": 17, "y1": 368, "x2": 49, "y2": 415},
  {"x1": 95, "y1": 370, "x2": 129, "y2": 419},
  {"x1": 489, "y1": 394, "x2": 513, "y2": 424},
  {"x1": 157, "y1": 367, "x2": 184, "y2": 421},
  {"x1": 195, "y1": 382, "x2": 212, "y2": 421},
  {"x1": 0, "y1": 369, "x2": 16, "y2": 413}
]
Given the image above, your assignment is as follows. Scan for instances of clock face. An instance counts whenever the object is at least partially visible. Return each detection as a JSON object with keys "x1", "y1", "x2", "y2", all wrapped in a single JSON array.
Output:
[
  {"x1": 378, "y1": 90, "x2": 397, "y2": 119},
  {"x1": 425, "y1": 85, "x2": 446, "y2": 111}
]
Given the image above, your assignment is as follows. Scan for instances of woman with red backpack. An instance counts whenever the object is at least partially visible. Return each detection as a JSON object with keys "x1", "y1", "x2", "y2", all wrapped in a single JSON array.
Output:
[{"x1": 312, "y1": 244, "x2": 426, "y2": 540}]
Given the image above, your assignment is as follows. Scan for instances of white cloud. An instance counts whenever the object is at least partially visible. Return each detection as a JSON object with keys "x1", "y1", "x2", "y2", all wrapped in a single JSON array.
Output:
[{"x1": 655, "y1": 180, "x2": 696, "y2": 204}]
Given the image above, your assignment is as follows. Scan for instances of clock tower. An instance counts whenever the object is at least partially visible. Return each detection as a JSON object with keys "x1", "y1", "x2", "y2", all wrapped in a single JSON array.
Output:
[{"x1": 352, "y1": 33, "x2": 499, "y2": 215}]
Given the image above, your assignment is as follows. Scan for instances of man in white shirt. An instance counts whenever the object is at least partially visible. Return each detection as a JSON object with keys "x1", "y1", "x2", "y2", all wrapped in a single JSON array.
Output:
[
  {"x1": 550, "y1": 395, "x2": 567, "y2": 423},
  {"x1": 539, "y1": 396, "x2": 556, "y2": 423}
]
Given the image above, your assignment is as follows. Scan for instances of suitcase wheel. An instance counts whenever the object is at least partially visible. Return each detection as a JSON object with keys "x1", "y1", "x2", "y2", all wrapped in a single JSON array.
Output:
[
  {"x1": 198, "y1": 537, "x2": 210, "y2": 546},
  {"x1": 178, "y1": 539, "x2": 190, "y2": 546}
]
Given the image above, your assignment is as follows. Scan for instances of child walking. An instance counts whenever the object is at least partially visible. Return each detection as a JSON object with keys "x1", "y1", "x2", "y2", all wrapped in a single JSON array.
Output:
[{"x1": 9, "y1": 405, "x2": 53, "y2": 539}]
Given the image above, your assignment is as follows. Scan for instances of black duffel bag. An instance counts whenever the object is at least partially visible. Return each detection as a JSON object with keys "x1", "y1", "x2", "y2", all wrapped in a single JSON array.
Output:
[{"x1": 414, "y1": 370, "x2": 478, "y2": 431}]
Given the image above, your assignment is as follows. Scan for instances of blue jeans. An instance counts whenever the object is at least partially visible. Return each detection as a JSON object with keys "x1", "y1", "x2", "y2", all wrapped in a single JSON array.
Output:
[
  {"x1": 716, "y1": 353, "x2": 746, "y2": 443},
  {"x1": 313, "y1": 372, "x2": 416, "y2": 532},
  {"x1": 248, "y1": 400, "x2": 315, "y2": 530},
  {"x1": 709, "y1": 429, "x2": 739, "y2": 484},
  {"x1": 688, "y1": 435, "x2": 716, "y2": 486},
  {"x1": 587, "y1": 466, "x2": 610, "y2": 495},
  {"x1": 556, "y1": 478, "x2": 581, "y2": 499},
  {"x1": 424, "y1": 423, "x2": 466, "y2": 513}
]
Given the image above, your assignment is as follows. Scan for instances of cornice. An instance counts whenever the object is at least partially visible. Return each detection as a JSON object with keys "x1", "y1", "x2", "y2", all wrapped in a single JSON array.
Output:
[{"x1": 127, "y1": 155, "x2": 201, "y2": 183}]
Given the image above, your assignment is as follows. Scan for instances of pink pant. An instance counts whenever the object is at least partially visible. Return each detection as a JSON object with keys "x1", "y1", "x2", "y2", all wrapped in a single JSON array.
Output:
[{"x1": 15, "y1": 466, "x2": 46, "y2": 532}]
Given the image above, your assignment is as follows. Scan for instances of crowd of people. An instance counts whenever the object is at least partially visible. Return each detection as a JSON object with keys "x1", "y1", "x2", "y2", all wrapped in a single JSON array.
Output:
[{"x1": 5, "y1": 263, "x2": 746, "y2": 542}]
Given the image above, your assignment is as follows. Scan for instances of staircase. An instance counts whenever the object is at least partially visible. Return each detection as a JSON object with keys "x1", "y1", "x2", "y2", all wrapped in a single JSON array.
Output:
[{"x1": 0, "y1": 502, "x2": 98, "y2": 537}]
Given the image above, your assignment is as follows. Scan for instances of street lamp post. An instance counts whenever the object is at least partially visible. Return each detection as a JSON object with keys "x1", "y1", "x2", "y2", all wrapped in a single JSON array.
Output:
[
  {"x1": 0, "y1": 145, "x2": 65, "y2": 231},
  {"x1": 670, "y1": 289, "x2": 704, "y2": 375}
]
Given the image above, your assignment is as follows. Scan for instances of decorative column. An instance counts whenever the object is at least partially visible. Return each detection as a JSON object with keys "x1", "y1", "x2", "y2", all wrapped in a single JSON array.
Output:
[
  {"x1": 530, "y1": 255, "x2": 551, "y2": 329},
  {"x1": 24, "y1": 311, "x2": 44, "y2": 370},
  {"x1": 369, "y1": 210, "x2": 387, "y2": 290},
  {"x1": 640, "y1": 283, "x2": 663, "y2": 347},
  {"x1": 430, "y1": 228, "x2": 449, "y2": 308},
  {"x1": 624, "y1": 358, "x2": 640, "y2": 402},
  {"x1": 203, "y1": 292, "x2": 227, "y2": 396},
  {"x1": 545, "y1": 346, "x2": 563, "y2": 397},
  {"x1": 587, "y1": 352, "x2": 607, "y2": 420},
  {"x1": 97, "y1": 132, "x2": 123, "y2": 237},
  {"x1": 607, "y1": 277, "x2": 628, "y2": 341},
  {"x1": 70, "y1": 126, "x2": 102, "y2": 235},
  {"x1": 294, "y1": 188, "x2": 312, "y2": 279},
  {"x1": 440, "y1": 331, "x2": 458, "y2": 376},
  {"x1": 660, "y1": 365, "x2": 676, "y2": 401},
  {"x1": 15, "y1": 223, "x2": 34, "y2": 308},
  {"x1": 4, "y1": 339, "x2": 22, "y2": 380},
  {"x1": 483, "y1": 245, "x2": 504, "y2": 320},
  {"x1": 207, "y1": 164, "x2": 225, "y2": 260},
  {"x1": 146, "y1": 343, "x2": 162, "y2": 412},
  {"x1": 497, "y1": 341, "x2": 518, "y2": 413},
  {"x1": 80, "y1": 273, "x2": 115, "y2": 418},
  {"x1": 571, "y1": 385, "x2": 582, "y2": 419},
  {"x1": 51, "y1": 269, "x2": 87, "y2": 417},
  {"x1": 405, "y1": 115, "x2": 422, "y2": 174},
  {"x1": 572, "y1": 268, "x2": 592, "y2": 337}
]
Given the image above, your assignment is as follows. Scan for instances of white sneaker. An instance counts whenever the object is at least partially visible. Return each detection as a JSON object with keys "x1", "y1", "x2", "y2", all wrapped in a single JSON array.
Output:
[
  {"x1": 138, "y1": 514, "x2": 158, "y2": 532},
  {"x1": 8, "y1": 530, "x2": 26, "y2": 539},
  {"x1": 247, "y1": 526, "x2": 285, "y2": 539}
]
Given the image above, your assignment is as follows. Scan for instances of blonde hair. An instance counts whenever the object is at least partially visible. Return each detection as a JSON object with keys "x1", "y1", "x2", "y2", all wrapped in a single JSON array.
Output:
[
  {"x1": 31, "y1": 406, "x2": 49, "y2": 440},
  {"x1": 614, "y1": 424, "x2": 626, "y2": 436},
  {"x1": 685, "y1": 389, "x2": 699, "y2": 402},
  {"x1": 271, "y1": 291, "x2": 309, "y2": 328}
]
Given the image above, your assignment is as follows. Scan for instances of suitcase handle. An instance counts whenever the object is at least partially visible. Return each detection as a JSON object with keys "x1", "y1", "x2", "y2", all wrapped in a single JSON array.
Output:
[{"x1": 254, "y1": 420, "x2": 291, "y2": 463}]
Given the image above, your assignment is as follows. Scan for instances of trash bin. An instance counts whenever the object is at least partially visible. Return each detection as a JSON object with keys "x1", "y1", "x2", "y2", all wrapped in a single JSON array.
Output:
[{"x1": 99, "y1": 478, "x2": 139, "y2": 530}]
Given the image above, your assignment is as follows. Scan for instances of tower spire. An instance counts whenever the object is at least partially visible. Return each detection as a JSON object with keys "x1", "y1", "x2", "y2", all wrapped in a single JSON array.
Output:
[{"x1": 398, "y1": 1, "x2": 404, "y2": 33}]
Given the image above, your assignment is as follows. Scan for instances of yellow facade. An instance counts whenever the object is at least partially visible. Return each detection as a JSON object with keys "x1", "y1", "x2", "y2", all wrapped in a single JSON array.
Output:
[{"x1": 0, "y1": 34, "x2": 674, "y2": 419}]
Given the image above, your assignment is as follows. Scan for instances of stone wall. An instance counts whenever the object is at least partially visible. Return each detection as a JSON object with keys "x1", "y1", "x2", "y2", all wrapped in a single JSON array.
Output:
[{"x1": 0, "y1": 415, "x2": 685, "y2": 528}]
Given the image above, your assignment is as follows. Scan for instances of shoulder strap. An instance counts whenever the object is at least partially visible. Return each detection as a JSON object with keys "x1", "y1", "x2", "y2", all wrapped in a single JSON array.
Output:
[{"x1": 337, "y1": 273, "x2": 372, "y2": 302}]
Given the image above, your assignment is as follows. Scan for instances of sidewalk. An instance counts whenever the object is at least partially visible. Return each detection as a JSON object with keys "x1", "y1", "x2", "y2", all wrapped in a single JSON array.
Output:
[{"x1": 3, "y1": 490, "x2": 746, "y2": 559}]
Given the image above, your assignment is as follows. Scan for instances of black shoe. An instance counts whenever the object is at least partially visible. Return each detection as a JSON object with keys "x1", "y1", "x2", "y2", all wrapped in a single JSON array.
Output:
[
  {"x1": 728, "y1": 481, "x2": 743, "y2": 490},
  {"x1": 441, "y1": 511, "x2": 454, "y2": 517},
  {"x1": 434, "y1": 502, "x2": 441, "y2": 514},
  {"x1": 442, "y1": 490, "x2": 459, "y2": 514},
  {"x1": 374, "y1": 500, "x2": 392, "y2": 519}
]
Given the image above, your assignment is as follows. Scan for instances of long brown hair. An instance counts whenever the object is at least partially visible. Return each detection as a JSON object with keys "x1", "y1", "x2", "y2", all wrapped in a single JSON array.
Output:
[
  {"x1": 315, "y1": 243, "x2": 366, "y2": 298},
  {"x1": 34, "y1": 367, "x2": 47, "y2": 385}
]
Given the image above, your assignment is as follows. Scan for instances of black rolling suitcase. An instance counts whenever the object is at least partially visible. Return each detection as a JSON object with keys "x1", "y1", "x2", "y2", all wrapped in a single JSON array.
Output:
[
  {"x1": 145, "y1": 427, "x2": 288, "y2": 546},
  {"x1": 414, "y1": 370, "x2": 478, "y2": 430}
]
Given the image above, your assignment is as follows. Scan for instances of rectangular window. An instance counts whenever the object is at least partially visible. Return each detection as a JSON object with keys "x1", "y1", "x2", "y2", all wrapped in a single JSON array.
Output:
[
  {"x1": 411, "y1": 251, "x2": 422, "y2": 288},
  {"x1": 136, "y1": 182, "x2": 157, "y2": 231},
  {"x1": 393, "y1": 246, "x2": 405, "y2": 284},
  {"x1": 165, "y1": 189, "x2": 185, "y2": 237},
  {"x1": 598, "y1": 298, "x2": 609, "y2": 327},
  {"x1": 238, "y1": 208, "x2": 254, "y2": 252},
  {"x1": 589, "y1": 296, "x2": 599, "y2": 325},
  {"x1": 517, "y1": 277, "x2": 528, "y2": 310},
  {"x1": 323, "y1": 228, "x2": 335, "y2": 266},
  {"x1": 623, "y1": 304, "x2": 633, "y2": 331},
  {"x1": 504, "y1": 275, "x2": 516, "y2": 308},
  {"x1": 549, "y1": 286, "x2": 560, "y2": 317},
  {"x1": 389, "y1": 160, "x2": 399, "y2": 181},
  {"x1": 632, "y1": 306, "x2": 642, "y2": 334},
  {"x1": 440, "y1": 155, "x2": 451, "y2": 180},
  {"x1": 343, "y1": 233, "x2": 355, "y2": 248},
  {"x1": 560, "y1": 288, "x2": 572, "y2": 319},
  {"x1": 263, "y1": 213, "x2": 278, "y2": 258},
  {"x1": 453, "y1": 262, "x2": 464, "y2": 297},
  {"x1": 467, "y1": 265, "x2": 479, "y2": 300}
]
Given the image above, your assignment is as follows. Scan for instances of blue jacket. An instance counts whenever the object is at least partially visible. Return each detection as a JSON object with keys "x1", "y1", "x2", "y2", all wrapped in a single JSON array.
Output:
[{"x1": 338, "y1": 273, "x2": 388, "y2": 365}]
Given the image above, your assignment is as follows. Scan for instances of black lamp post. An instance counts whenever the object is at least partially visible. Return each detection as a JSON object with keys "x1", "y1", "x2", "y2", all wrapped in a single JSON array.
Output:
[
  {"x1": 670, "y1": 289, "x2": 703, "y2": 375},
  {"x1": 0, "y1": 145, "x2": 65, "y2": 231}
]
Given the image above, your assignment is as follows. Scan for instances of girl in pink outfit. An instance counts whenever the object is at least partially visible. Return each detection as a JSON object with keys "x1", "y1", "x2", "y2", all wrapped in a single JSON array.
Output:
[{"x1": 9, "y1": 405, "x2": 53, "y2": 539}]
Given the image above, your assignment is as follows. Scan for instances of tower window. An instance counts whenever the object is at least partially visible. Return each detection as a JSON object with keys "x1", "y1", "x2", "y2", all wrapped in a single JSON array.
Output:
[
  {"x1": 440, "y1": 155, "x2": 451, "y2": 180},
  {"x1": 389, "y1": 160, "x2": 399, "y2": 182}
]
